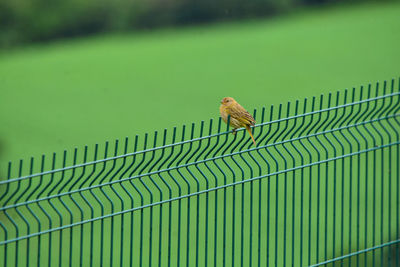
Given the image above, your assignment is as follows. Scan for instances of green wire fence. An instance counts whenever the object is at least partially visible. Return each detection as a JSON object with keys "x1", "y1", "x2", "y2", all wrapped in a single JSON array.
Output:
[{"x1": 0, "y1": 79, "x2": 399, "y2": 266}]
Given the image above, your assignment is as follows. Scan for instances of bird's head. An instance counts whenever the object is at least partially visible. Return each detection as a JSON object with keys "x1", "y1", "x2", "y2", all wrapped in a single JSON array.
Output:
[{"x1": 220, "y1": 97, "x2": 236, "y2": 106}]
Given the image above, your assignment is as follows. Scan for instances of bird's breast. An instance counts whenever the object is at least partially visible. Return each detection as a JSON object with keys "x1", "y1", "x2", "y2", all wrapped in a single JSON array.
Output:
[{"x1": 219, "y1": 105, "x2": 228, "y2": 122}]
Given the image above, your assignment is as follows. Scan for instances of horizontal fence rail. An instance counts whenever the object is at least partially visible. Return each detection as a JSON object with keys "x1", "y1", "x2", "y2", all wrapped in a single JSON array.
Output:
[{"x1": 0, "y1": 79, "x2": 399, "y2": 266}]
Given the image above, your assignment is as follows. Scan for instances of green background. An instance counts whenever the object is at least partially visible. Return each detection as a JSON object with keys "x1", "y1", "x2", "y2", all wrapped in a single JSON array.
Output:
[
  {"x1": 1, "y1": 2, "x2": 400, "y2": 171},
  {"x1": 1, "y1": 2, "x2": 400, "y2": 266}
]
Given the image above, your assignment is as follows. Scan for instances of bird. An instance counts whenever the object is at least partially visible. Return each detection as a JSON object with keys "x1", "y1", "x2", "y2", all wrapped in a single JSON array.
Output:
[{"x1": 219, "y1": 97, "x2": 256, "y2": 145}]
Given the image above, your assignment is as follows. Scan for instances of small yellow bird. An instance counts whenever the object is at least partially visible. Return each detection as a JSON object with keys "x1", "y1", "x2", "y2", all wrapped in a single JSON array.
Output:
[{"x1": 219, "y1": 97, "x2": 256, "y2": 145}]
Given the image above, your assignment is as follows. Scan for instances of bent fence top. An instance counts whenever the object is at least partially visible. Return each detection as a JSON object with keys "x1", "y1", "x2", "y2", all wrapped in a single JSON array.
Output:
[{"x1": 1, "y1": 79, "x2": 400, "y2": 266}]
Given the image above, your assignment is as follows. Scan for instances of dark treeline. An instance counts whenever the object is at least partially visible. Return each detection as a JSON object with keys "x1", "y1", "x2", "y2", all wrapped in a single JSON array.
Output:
[{"x1": 0, "y1": 0, "x2": 391, "y2": 47}]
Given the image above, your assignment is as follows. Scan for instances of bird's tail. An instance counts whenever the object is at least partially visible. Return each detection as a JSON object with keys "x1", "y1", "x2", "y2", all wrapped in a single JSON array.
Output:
[{"x1": 245, "y1": 125, "x2": 256, "y2": 146}]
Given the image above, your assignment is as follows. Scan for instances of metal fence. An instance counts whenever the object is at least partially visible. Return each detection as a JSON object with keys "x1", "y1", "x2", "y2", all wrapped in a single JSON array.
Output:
[{"x1": 1, "y1": 79, "x2": 399, "y2": 266}]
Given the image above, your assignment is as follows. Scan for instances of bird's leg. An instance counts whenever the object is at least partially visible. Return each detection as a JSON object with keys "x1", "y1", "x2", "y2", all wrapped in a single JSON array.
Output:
[{"x1": 232, "y1": 128, "x2": 237, "y2": 135}]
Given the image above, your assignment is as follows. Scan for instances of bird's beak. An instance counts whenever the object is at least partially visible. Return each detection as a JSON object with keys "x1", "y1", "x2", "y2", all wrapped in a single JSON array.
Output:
[{"x1": 220, "y1": 100, "x2": 223, "y2": 104}]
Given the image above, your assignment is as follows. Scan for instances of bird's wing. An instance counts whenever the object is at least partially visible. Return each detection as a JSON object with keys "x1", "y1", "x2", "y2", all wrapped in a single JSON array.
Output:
[{"x1": 228, "y1": 106, "x2": 256, "y2": 126}]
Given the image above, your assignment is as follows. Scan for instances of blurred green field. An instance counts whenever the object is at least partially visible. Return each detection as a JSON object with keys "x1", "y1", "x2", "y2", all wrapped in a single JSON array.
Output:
[
  {"x1": 1, "y1": 2, "x2": 400, "y2": 171},
  {"x1": 1, "y1": 2, "x2": 400, "y2": 264}
]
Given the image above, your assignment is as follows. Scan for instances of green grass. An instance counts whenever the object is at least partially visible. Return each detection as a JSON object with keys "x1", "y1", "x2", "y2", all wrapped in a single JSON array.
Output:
[
  {"x1": 1, "y1": 2, "x2": 400, "y2": 171},
  {"x1": 0, "y1": 4, "x2": 400, "y2": 266},
  {"x1": 1, "y1": 3, "x2": 400, "y2": 266}
]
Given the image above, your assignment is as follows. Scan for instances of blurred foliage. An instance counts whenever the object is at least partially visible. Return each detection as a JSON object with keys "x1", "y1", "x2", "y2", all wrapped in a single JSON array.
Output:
[{"x1": 0, "y1": 0, "x2": 395, "y2": 47}]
